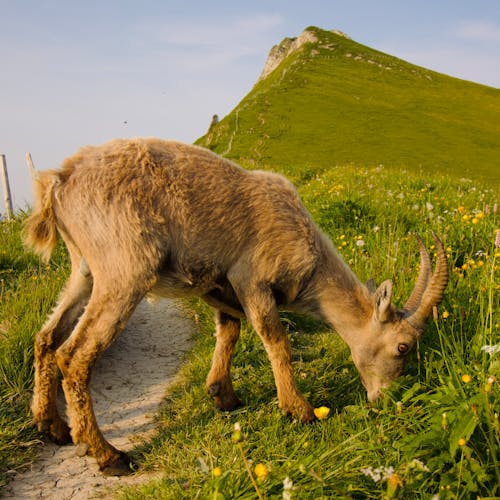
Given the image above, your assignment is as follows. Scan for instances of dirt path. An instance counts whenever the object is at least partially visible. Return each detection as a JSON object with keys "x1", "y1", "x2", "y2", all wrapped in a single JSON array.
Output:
[{"x1": 4, "y1": 299, "x2": 197, "y2": 499}]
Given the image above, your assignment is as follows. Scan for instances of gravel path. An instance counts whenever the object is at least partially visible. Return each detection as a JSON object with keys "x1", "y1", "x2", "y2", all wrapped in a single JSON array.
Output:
[{"x1": 4, "y1": 299, "x2": 197, "y2": 499}]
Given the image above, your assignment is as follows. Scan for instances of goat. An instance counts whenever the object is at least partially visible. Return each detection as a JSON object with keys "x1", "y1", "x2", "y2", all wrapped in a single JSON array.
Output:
[{"x1": 23, "y1": 138, "x2": 448, "y2": 475}]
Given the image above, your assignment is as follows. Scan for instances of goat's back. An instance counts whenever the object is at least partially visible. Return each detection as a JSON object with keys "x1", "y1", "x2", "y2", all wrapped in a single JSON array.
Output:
[{"x1": 29, "y1": 138, "x2": 322, "y2": 288}]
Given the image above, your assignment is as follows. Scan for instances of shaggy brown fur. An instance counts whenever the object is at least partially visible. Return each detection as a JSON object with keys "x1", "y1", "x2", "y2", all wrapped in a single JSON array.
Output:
[{"x1": 24, "y1": 138, "x2": 448, "y2": 475}]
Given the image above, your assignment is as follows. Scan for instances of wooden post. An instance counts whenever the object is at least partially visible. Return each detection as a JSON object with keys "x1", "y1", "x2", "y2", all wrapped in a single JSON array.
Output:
[
  {"x1": 25, "y1": 152, "x2": 37, "y2": 180},
  {"x1": 0, "y1": 154, "x2": 13, "y2": 221}
]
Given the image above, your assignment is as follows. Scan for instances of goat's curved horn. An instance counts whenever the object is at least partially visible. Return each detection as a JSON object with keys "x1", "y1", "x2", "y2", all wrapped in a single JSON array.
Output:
[
  {"x1": 403, "y1": 234, "x2": 432, "y2": 314},
  {"x1": 406, "y1": 232, "x2": 449, "y2": 333}
]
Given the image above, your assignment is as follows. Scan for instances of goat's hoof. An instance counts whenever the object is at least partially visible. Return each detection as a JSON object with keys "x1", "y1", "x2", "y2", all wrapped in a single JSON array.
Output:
[
  {"x1": 207, "y1": 382, "x2": 242, "y2": 411},
  {"x1": 37, "y1": 418, "x2": 72, "y2": 445},
  {"x1": 100, "y1": 452, "x2": 136, "y2": 476},
  {"x1": 301, "y1": 411, "x2": 317, "y2": 424},
  {"x1": 214, "y1": 396, "x2": 242, "y2": 412},
  {"x1": 50, "y1": 422, "x2": 72, "y2": 445},
  {"x1": 282, "y1": 403, "x2": 316, "y2": 423}
]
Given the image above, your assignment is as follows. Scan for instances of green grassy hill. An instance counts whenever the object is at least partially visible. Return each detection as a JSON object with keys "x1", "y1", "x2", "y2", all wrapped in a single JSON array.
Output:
[{"x1": 198, "y1": 26, "x2": 500, "y2": 184}]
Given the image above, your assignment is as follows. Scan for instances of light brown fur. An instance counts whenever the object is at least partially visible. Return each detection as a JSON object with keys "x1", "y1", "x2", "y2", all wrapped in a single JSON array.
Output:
[{"x1": 24, "y1": 138, "x2": 448, "y2": 475}]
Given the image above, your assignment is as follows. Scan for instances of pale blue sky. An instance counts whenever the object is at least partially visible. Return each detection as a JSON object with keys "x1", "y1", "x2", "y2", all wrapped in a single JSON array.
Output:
[{"x1": 1, "y1": 0, "x2": 499, "y2": 208}]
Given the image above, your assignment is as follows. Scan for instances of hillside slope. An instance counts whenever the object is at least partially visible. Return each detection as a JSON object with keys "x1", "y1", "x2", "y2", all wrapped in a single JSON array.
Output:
[{"x1": 198, "y1": 26, "x2": 500, "y2": 184}]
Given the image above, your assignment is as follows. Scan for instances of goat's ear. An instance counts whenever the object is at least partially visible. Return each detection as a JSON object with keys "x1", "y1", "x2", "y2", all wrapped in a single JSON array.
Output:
[
  {"x1": 374, "y1": 279, "x2": 393, "y2": 323},
  {"x1": 366, "y1": 278, "x2": 376, "y2": 294}
]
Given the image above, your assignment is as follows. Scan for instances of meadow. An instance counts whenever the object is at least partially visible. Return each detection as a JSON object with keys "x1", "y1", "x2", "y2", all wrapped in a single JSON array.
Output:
[{"x1": 0, "y1": 162, "x2": 498, "y2": 498}]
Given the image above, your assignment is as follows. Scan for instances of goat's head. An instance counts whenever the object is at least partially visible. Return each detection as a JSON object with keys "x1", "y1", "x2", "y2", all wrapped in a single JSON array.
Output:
[{"x1": 350, "y1": 232, "x2": 449, "y2": 402}]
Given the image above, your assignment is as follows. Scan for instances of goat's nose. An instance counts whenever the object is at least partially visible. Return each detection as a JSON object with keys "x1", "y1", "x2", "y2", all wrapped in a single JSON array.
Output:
[{"x1": 367, "y1": 389, "x2": 383, "y2": 402}]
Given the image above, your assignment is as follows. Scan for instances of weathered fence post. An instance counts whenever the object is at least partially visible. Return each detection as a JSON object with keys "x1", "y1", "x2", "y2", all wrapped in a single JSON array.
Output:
[
  {"x1": 25, "y1": 152, "x2": 37, "y2": 180},
  {"x1": 0, "y1": 154, "x2": 13, "y2": 220}
]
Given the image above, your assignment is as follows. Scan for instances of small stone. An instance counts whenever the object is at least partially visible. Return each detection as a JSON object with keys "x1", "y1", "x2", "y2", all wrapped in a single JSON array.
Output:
[{"x1": 75, "y1": 443, "x2": 89, "y2": 457}]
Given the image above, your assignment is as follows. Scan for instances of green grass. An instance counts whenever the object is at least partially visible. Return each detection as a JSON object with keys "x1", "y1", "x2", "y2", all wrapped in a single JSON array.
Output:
[
  {"x1": 0, "y1": 215, "x2": 68, "y2": 487},
  {"x1": 197, "y1": 27, "x2": 500, "y2": 184}
]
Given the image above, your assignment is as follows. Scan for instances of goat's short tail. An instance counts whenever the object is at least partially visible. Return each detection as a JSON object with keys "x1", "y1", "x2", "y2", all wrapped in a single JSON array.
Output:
[{"x1": 23, "y1": 171, "x2": 60, "y2": 263}]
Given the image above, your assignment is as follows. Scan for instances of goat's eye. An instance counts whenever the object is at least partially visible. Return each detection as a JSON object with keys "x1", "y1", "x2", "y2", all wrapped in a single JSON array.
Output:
[{"x1": 398, "y1": 343, "x2": 409, "y2": 355}]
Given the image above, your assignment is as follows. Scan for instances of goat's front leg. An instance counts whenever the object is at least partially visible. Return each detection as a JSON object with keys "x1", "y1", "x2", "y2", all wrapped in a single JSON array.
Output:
[
  {"x1": 56, "y1": 286, "x2": 142, "y2": 475},
  {"x1": 32, "y1": 263, "x2": 92, "y2": 445},
  {"x1": 206, "y1": 310, "x2": 242, "y2": 411},
  {"x1": 241, "y1": 286, "x2": 316, "y2": 423}
]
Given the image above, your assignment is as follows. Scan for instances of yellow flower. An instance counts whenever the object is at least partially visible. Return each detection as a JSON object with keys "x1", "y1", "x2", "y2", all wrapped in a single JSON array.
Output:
[
  {"x1": 442, "y1": 311, "x2": 450, "y2": 319},
  {"x1": 472, "y1": 217, "x2": 479, "y2": 224},
  {"x1": 462, "y1": 374, "x2": 472, "y2": 383},
  {"x1": 458, "y1": 438, "x2": 467, "y2": 446},
  {"x1": 254, "y1": 463, "x2": 268, "y2": 481},
  {"x1": 387, "y1": 472, "x2": 404, "y2": 490},
  {"x1": 213, "y1": 466, "x2": 222, "y2": 477},
  {"x1": 314, "y1": 406, "x2": 330, "y2": 419}
]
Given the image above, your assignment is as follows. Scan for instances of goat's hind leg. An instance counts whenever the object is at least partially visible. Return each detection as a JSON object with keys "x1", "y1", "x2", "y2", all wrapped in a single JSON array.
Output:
[
  {"x1": 206, "y1": 310, "x2": 242, "y2": 411},
  {"x1": 56, "y1": 281, "x2": 146, "y2": 476},
  {"x1": 32, "y1": 256, "x2": 92, "y2": 444}
]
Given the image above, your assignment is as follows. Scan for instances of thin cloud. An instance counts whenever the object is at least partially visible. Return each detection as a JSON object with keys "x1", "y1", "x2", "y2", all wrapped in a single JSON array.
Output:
[
  {"x1": 454, "y1": 20, "x2": 500, "y2": 43},
  {"x1": 132, "y1": 13, "x2": 284, "y2": 73},
  {"x1": 135, "y1": 13, "x2": 284, "y2": 49}
]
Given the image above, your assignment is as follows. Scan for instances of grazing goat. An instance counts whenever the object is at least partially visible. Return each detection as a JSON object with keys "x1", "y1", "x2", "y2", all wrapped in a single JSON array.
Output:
[{"x1": 24, "y1": 138, "x2": 448, "y2": 475}]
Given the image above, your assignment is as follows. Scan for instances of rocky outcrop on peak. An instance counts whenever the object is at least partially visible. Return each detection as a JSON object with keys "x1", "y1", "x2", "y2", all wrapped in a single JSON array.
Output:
[
  {"x1": 330, "y1": 29, "x2": 350, "y2": 39},
  {"x1": 258, "y1": 29, "x2": 318, "y2": 81}
]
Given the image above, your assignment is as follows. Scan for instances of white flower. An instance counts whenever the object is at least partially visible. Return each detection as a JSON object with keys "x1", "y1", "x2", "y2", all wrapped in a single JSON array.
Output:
[
  {"x1": 481, "y1": 344, "x2": 500, "y2": 356},
  {"x1": 361, "y1": 466, "x2": 394, "y2": 483},
  {"x1": 283, "y1": 476, "x2": 294, "y2": 500},
  {"x1": 234, "y1": 422, "x2": 241, "y2": 431},
  {"x1": 408, "y1": 459, "x2": 430, "y2": 472},
  {"x1": 356, "y1": 239, "x2": 365, "y2": 247}
]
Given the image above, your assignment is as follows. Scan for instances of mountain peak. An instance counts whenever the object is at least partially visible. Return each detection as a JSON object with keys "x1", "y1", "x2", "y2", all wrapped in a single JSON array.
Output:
[
  {"x1": 258, "y1": 28, "x2": 318, "y2": 81},
  {"x1": 199, "y1": 26, "x2": 499, "y2": 183},
  {"x1": 258, "y1": 27, "x2": 354, "y2": 82}
]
